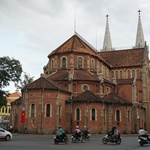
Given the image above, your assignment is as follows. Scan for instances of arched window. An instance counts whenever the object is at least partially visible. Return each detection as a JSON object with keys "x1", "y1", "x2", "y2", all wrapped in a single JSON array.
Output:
[
  {"x1": 132, "y1": 70, "x2": 135, "y2": 78},
  {"x1": 51, "y1": 59, "x2": 54, "y2": 70},
  {"x1": 31, "y1": 103, "x2": 35, "y2": 117},
  {"x1": 46, "y1": 104, "x2": 51, "y2": 117},
  {"x1": 91, "y1": 59, "x2": 94, "y2": 68},
  {"x1": 127, "y1": 110, "x2": 130, "y2": 121},
  {"x1": 116, "y1": 110, "x2": 120, "y2": 122},
  {"x1": 62, "y1": 57, "x2": 66, "y2": 69},
  {"x1": 115, "y1": 70, "x2": 119, "y2": 79},
  {"x1": 127, "y1": 70, "x2": 131, "y2": 78},
  {"x1": 8, "y1": 108, "x2": 11, "y2": 114},
  {"x1": 76, "y1": 108, "x2": 80, "y2": 121},
  {"x1": 91, "y1": 108, "x2": 96, "y2": 121},
  {"x1": 2, "y1": 107, "x2": 5, "y2": 113},
  {"x1": 6, "y1": 107, "x2": 7, "y2": 113},
  {"x1": 78, "y1": 57, "x2": 82, "y2": 69}
]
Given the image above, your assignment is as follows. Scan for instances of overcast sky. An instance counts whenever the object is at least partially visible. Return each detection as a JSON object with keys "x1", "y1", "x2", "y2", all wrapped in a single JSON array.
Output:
[{"x1": 1, "y1": 0, "x2": 150, "y2": 93}]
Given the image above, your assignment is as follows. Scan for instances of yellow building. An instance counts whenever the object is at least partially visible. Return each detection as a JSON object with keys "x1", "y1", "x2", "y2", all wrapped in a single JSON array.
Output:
[{"x1": 0, "y1": 91, "x2": 21, "y2": 129}]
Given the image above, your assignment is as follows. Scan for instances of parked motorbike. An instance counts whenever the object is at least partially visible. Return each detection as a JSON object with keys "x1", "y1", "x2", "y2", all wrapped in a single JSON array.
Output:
[
  {"x1": 138, "y1": 135, "x2": 150, "y2": 146},
  {"x1": 71, "y1": 132, "x2": 85, "y2": 143},
  {"x1": 82, "y1": 130, "x2": 91, "y2": 140},
  {"x1": 102, "y1": 133, "x2": 121, "y2": 144},
  {"x1": 54, "y1": 133, "x2": 68, "y2": 145}
]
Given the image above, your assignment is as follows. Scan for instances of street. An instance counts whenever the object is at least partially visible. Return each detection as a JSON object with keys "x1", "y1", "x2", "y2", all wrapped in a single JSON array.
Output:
[{"x1": 0, "y1": 134, "x2": 149, "y2": 150}]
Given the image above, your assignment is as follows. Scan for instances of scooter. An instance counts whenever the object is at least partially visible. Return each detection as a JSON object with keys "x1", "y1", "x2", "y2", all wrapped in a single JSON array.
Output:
[
  {"x1": 138, "y1": 135, "x2": 150, "y2": 146},
  {"x1": 82, "y1": 130, "x2": 91, "y2": 140},
  {"x1": 71, "y1": 132, "x2": 85, "y2": 143},
  {"x1": 54, "y1": 133, "x2": 68, "y2": 145},
  {"x1": 102, "y1": 133, "x2": 121, "y2": 145}
]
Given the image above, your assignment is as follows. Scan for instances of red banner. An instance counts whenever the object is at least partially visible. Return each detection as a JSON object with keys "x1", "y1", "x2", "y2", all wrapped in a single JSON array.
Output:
[{"x1": 21, "y1": 110, "x2": 25, "y2": 124}]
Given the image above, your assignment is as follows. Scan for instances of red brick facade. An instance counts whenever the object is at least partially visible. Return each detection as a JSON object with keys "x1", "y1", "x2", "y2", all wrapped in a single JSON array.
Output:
[{"x1": 11, "y1": 33, "x2": 150, "y2": 134}]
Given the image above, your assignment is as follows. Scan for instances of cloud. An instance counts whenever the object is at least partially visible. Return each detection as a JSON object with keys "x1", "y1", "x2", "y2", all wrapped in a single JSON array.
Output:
[{"x1": 0, "y1": 0, "x2": 150, "y2": 92}]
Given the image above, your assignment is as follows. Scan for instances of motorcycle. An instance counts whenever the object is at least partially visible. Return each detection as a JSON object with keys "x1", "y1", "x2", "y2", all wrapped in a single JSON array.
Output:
[
  {"x1": 82, "y1": 130, "x2": 91, "y2": 140},
  {"x1": 71, "y1": 132, "x2": 85, "y2": 143},
  {"x1": 138, "y1": 135, "x2": 150, "y2": 146},
  {"x1": 54, "y1": 133, "x2": 68, "y2": 145},
  {"x1": 102, "y1": 133, "x2": 121, "y2": 144}
]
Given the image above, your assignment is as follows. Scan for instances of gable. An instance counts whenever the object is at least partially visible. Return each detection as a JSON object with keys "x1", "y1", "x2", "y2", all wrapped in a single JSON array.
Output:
[
  {"x1": 72, "y1": 90, "x2": 104, "y2": 102},
  {"x1": 48, "y1": 32, "x2": 97, "y2": 57},
  {"x1": 22, "y1": 77, "x2": 70, "y2": 93}
]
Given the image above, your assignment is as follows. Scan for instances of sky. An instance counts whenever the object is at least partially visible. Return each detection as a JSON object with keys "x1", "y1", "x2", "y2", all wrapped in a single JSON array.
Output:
[{"x1": 1, "y1": 0, "x2": 150, "y2": 93}]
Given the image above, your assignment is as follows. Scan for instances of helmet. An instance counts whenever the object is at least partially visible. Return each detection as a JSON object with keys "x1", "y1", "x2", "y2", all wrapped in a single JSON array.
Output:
[{"x1": 76, "y1": 126, "x2": 79, "y2": 128}]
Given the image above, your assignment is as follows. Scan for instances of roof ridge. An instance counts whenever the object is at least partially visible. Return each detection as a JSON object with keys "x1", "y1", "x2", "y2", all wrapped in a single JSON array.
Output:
[{"x1": 75, "y1": 31, "x2": 98, "y2": 52}]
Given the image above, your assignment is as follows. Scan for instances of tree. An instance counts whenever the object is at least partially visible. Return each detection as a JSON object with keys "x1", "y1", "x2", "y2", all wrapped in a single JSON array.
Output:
[
  {"x1": 0, "y1": 56, "x2": 23, "y2": 107},
  {"x1": 0, "y1": 90, "x2": 7, "y2": 107},
  {"x1": 15, "y1": 72, "x2": 34, "y2": 90}
]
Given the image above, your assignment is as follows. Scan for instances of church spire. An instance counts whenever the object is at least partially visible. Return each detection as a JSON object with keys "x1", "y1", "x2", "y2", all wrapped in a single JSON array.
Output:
[
  {"x1": 135, "y1": 10, "x2": 145, "y2": 48},
  {"x1": 102, "y1": 14, "x2": 112, "y2": 51}
]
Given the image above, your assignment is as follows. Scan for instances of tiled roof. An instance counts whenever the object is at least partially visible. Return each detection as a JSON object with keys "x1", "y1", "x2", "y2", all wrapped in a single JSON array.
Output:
[
  {"x1": 69, "y1": 91, "x2": 131, "y2": 105},
  {"x1": 7, "y1": 91, "x2": 21, "y2": 103},
  {"x1": 8, "y1": 91, "x2": 21, "y2": 98},
  {"x1": 47, "y1": 70, "x2": 69, "y2": 81},
  {"x1": 99, "y1": 48, "x2": 144, "y2": 67},
  {"x1": 117, "y1": 78, "x2": 134, "y2": 85},
  {"x1": 11, "y1": 97, "x2": 22, "y2": 105},
  {"x1": 22, "y1": 77, "x2": 70, "y2": 93},
  {"x1": 47, "y1": 69, "x2": 99, "y2": 81},
  {"x1": 71, "y1": 90, "x2": 104, "y2": 103},
  {"x1": 73, "y1": 70, "x2": 99, "y2": 81},
  {"x1": 104, "y1": 93, "x2": 132, "y2": 105},
  {"x1": 103, "y1": 77, "x2": 116, "y2": 85},
  {"x1": 48, "y1": 32, "x2": 97, "y2": 57}
]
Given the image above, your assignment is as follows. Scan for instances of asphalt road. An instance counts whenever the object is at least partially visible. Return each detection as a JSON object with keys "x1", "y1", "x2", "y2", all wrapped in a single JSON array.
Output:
[{"x1": 0, "y1": 134, "x2": 150, "y2": 150}]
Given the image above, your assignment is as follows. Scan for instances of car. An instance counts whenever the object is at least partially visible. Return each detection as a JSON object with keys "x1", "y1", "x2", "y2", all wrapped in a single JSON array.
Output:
[{"x1": 0, "y1": 127, "x2": 12, "y2": 141}]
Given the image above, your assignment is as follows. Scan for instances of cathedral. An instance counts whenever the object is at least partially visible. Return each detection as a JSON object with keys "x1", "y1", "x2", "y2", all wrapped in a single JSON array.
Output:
[{"x1": 11, "y1": 11, "x2": 150, "y2": 134}]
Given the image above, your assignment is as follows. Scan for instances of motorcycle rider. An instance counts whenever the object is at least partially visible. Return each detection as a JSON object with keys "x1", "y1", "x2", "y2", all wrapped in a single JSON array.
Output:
[
  {"x1": 82, "y1": 126, "x2": 88, "y2": 138},
  {"x1": 114, "y1": 127, "x2": 120, "y2": 139},
  {"x1": 74, "y1": 126, "x2": 81, "y2": 139},
  {"x1": 108, "y1": 126, "x2": 118, "y2": 141},
  {"x1": 139, "y1": 126, "x2": 150, "y2": 140},
  {"x1": 57, "y1": 126, "x2": 65, "y2": 141}
]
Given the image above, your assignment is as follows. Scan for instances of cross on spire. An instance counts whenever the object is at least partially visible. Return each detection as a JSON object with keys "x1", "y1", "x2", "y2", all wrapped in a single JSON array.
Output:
[
  {"x1": 138, "y1": 9, "x2": 141, "y2": 17},
  {"x1": 106, "y1": 14, "x2": 109, "y2": 20}
]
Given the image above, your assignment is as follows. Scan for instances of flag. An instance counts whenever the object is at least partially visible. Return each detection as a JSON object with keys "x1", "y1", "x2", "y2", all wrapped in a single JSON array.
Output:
[{"x1": 21, "y1": 110, "x2": 25, "y2": 124}]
